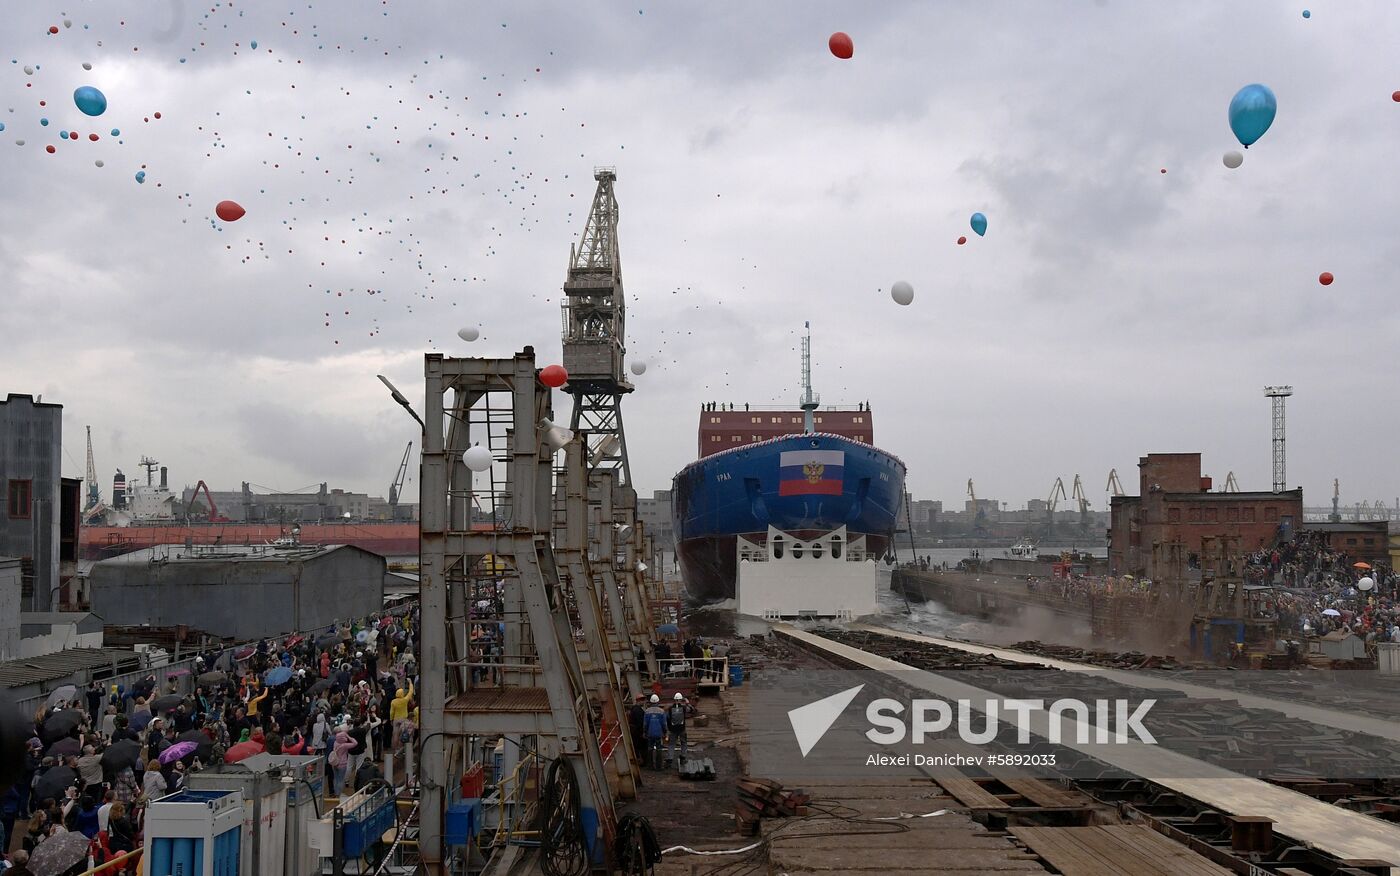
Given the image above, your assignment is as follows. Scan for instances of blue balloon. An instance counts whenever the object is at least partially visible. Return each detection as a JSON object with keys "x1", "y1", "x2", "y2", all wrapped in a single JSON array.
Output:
[
  {"x1": 0, "y1": 122, "x2": 5, "y2": 132},
  {"x1": 1302, "y1": 9, "x2": 1310, "y2": 17},
  {"x1": 134, "y1": 170, "x2": 146, "y2": 184},
  {"x1": 250, "y1": 39, "x2": 258, "y2": 49},
  {"x1": 74, "y1": 85, "x2": 108, "y2": 116},
  {"x1": 970, "y1": 212, "x2": 988, "y2": 237},
  {"x1": 39, "y1": 118, "x2": 49, "y2": 126},
  {"x1": 1228, "y1": 84, "x2": 1276, "y2": 148}
]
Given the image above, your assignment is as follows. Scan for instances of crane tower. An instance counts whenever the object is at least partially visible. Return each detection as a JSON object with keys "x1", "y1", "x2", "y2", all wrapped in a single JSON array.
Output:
[
  {"x1": 1263, "y1": 385, "x2": 1292, "y2": 493},
  {"x1": 561, "y1": 167, "x2": 634, "y2": 486},
  {"x1": 83, "y1": 425, "x2": 101, "y2": 512}
]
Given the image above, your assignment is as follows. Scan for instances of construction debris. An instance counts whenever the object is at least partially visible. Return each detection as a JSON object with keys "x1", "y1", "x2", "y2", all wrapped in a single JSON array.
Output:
[{"x1": 735, "y1": 776, "x2": 811, "y2": 834}]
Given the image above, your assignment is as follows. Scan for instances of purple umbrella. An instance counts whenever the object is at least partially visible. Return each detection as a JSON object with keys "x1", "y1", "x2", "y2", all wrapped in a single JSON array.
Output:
[{"x1": 159, "y1": 741, "x2": 197, "y2": 764}]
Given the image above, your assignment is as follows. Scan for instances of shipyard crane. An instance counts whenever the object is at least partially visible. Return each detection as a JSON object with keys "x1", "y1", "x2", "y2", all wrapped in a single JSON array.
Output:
[
  {"x1": 83, "y1": 425, "x2": 101, "y2": 513},
  {"x1": 1045, "y1": 477, "x2": 1067, "y2": 535},
  {"x1": 388, "y1": 440, "x2": 412, "y2": 520},
  {"x1": 1106, "y1": 468, "x2": 1125, "y2": 497},
  {"x1": 1071, "y1": 474, "x2": 1091, "y2": 533},
  {"x1": 186, "y1": 480, "x2": 230, "y2": 523},
  {"x1": 967, "y1": 479, "x2": 988, "y2": 536},
  {"x1": 1222, "y1": 471, "x2": 1240, "y2": 493},
  {"x1": 1329, "y1": 478, "x2": 1341, "y2": 522}
]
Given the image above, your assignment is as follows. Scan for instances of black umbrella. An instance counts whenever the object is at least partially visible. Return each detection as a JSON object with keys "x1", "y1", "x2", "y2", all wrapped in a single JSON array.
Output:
[
  {"x1": 39, "y1": 710, "x2": 83, "y2": 745},
  {"x1": 33, "y1": 765, "x2": 79, "y2": 802},
  {"x1": 151, "y1": 694, "x2": 183, "y2": 714},
  {"x1": 306, "y1": 678, "x2": 333, "y2": 696},
  {"x1": 197, "y1": 670, "x2": 227, "y2": 686},
  {"x1": 101, "y1": 739, "x2": 142, "y2": 772},
  {"x1": 316, "y1": 634, "x2": 340, "y2": 649},
  {"x1": 176, "y1": 729, "x2": 214, "y2": 761},
  {"x1": 45, "y1": 737, "x2": 81, "y2": 759}
]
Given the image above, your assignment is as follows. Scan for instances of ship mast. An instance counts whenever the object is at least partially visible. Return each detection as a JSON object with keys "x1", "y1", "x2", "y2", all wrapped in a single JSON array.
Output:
[{"x1": 799, "y1": 321, "x2": 820, "y2": 434}]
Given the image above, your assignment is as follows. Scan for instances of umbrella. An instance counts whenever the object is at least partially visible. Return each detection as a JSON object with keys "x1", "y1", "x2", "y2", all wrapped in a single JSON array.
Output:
[
  {"x1": 40, "y1": 710, "x2": 83, "y2": 745},
  {"x1": 197, "y1": 670, "x2": 227, "y2": 686},
  {"x1": 224, "y1": 740, "x2": 265, "y2": 764},
  {"x1": 44, "y1": 685, "x2": 78, "y2": 710},
  {"x1": 33, "y1": 765, "x2": 79, "y2": 801},
  {"x1": 151, "y1": 694, "x2": 183, "y2": 714},
  {"x1": 101, "y1": 739, "x2": 142, "y2": 773},
  {"x1": 265, "y1": 666, "x2": 294, "y2": 686},
  {"x1": 129, "y1": 711, "x2": 153, "y2": 732},
  {"x1": 316, "y1": 633, "x2": 340, "y2": 649},
  {"x1": 176, "y1": 729, "x2": 214, "y2": 761},
  {"x1": 1322, "y1": 608, "x2": 1342, "y2": 617},
  {"x1": 45, "y1": 737, "x2": 81, "y2": 759},
  {"x1": 28, "y1": 828, "x2": 91, "y2": 876},
  {"x1": 657, "y1": 623, "x2": 679, "y2": 635},
  {"x1": 234, "y1": 645, "x2": 256, "y2": 661},
  {"x1": 285, "y1": 634, "x2": 305, "y2": 648},
  {"x1": 306, "y1": 678, "x2": 333, "y2": 696},
  {"x1": 1353, "y1": 562, "x2": 1372, "y2": 570},
  {"x1": 159, "y1": 741, "x2": 198, "y2": 764}
]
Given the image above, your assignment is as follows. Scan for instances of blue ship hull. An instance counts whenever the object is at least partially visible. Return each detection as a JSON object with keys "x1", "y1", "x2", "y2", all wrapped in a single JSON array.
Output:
[{"x1": 671, "y1": 433, "x2": 907, "y2": 603}]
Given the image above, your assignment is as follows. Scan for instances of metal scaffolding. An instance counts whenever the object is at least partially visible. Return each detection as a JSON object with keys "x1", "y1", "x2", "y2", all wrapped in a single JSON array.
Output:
[{"x1": 1263, "y1": 385, "x2": 1292, "y2": 494}]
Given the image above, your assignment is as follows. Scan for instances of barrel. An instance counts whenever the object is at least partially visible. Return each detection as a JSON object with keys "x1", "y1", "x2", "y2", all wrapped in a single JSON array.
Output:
[{"x1": 728, "y1": 664, "x2": 744, "y2": 687}]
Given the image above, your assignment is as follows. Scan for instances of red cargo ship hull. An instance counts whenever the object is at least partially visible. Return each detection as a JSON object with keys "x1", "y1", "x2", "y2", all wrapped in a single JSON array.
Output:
[{"x1": 79, "y1": 523, "x2": 420, "y2": 560}]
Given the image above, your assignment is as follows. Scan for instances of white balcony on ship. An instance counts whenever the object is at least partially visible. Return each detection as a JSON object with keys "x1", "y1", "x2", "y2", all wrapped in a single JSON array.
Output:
[{"x1": 735, "y1": 525, "x2": 878, "y2": 621}]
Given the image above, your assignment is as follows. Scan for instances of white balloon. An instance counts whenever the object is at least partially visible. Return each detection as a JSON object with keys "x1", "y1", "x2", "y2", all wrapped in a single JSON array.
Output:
[
  {"x1": 94, "y1": 159, "x2": 103, "y2": 167},
  {"x1": 23, "y1": 66, "x2": 33, "y2": 75},
  {"x1": 64, "y1": 19, "x2": 72, "y2": 28},
  {"x1": 456, "y1": 326, "x2": 479, "y2": 342},
  {"x1": 82, "y1": 62, "x2": 92, "y2": 71},
  {"x1": 462, "y1": 444, "x2": 492, "y2": 471},
  {"x1": 1222, "y1": 150, "x2": 1243, "y2": 169},
  {"x1": 1358, "y1": 576, "x2": 1375, "y2": 592},
  {"x1": 890, "y1": 280, "x2": 914, "y2": 306},
  {"x1": 14, "y1": 139, "x2": 24, "y2": 146},
  {"x1": 629, "y1": 361, "x2": 646, "y2": 376}
]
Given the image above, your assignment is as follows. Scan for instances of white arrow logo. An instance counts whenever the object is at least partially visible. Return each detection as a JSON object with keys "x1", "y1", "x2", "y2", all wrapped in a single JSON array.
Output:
[{"x1": 787, "y1": 684, "x2": 864, "y2": 757}]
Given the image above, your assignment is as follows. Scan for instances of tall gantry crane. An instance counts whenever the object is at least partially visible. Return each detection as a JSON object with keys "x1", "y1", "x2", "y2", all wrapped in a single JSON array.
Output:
[
  {"x1": 1071, "y1": 474, "x2": 1090, "y2": 533},
  {"x1": 388, "y1": 441, "x2": 412, "y2": 520},
  {"x1": 83, "y1": 426, "x2": 101, "y2": 512},
  {"x1": 561, "y1": 167, "x2": 633, "y2": 487},
  {"x1": 1106, "y1": 468, "x2": 1125, "y2": 497},
  {"x1": 1045, "y1": 477, "x2": 1067, "y2": 535},
  {"x1": 967, "y1": 479, "x2": 987, "y2": 535}
]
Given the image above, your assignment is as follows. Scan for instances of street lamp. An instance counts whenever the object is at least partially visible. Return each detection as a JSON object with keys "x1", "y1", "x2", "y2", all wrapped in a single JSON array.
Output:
[{"x1": 377, "y1": 374, "x2": 425, "y2": 431}]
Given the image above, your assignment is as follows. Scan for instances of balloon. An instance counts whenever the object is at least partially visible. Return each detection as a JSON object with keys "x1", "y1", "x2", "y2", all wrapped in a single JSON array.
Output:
[
  {"x1": 23, "y1": 66, "x2": 33, "y2": 75},
  {"x1": 250, "y1": 40, "x2": 259, "y2": 49},
  {"x1": 970, "y1": 212, "x2": 987, "y2": 236},
  {"x1": 456, "y1": 326, "x2": 479, "y2": 342},
  {"x1": 630, "y1": 361, "x2": 647, "y2": 375},
  {"x1": 73, "y1": 85, "x2": 107, "y2": 117},
  {"x1": 110, "y1": 128, "x2": 120, "y2": 136},
  {"x1": 1318, "y1": 272, "x2": 1333, "y2": 286},
  {"x1": 828, "y1": 32, "x2": 853, "y2": 60},
  {"x1": 462, "y1": 445, "x2": 492, "y2": 472},
  {"x1": 82, "y1": 62, "x2": 92, "y2": 70},
  {"x1": 0, "y1": 123, "x2": 4, "y2": 132},
  {"x1": 1228, "y1": 84, "x2": 1277, "y2": 148},
  {"x1": 215, "y1": 200, "x2": 245, "y2": 222},
  {"x1": 1302, "y1": 9, "x2": 1310, "y2": 17},
  {"x1": 1222, "y1": 150, "x2": 1243, "y2": 169},
  {"x1": 890, "y1": 281, "x2": 914, "y2": 306},
  {"x1": 539, "y1": 364, "x2": 569, "y2": 388},
  {"x1": 135, "y1": 171, "x2": 146, "y2": 183},
  {"x1": 1393, "y1": 91, "x2": 1400, "y2": 103},
  {"x1": 94, "y1": 159, "x2": 103, "y2": 167},
  {"x1": 956, "y1": 236, "x2": 967, "y2": 245}
]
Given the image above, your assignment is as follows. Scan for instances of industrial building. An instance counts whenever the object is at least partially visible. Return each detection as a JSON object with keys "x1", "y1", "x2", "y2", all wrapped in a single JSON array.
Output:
[
  {"x1": 177, "y1": 482, "x2": 417, "y2": 523},
  {"x1": 0, "y1": 557, "x2": 19, "y2": 660},
  {"x1": 636, "y1": 488, "x2": 675, "y2": 550},
  {"x1": 89, "y1": 543, "x2": 386, "y2": 641},
  {"x1": 1300, "y1": 520, "x2": 1391, "y2": 565},
  {"x1": 1108, "y1": 452, "x2": 1304, "y2": 578},
  {"x1": 2, "y1": 393, "x2": 81, "y2": 611}
]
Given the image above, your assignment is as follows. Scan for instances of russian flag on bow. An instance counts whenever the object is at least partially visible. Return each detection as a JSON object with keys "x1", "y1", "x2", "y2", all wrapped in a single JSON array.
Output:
[{"x1": 778, "y1": 449, "x2": 845, "y2": 496}]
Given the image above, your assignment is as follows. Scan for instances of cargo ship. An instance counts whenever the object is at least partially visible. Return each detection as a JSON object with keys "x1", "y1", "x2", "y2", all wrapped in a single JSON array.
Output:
[{"x1": 671, "y1": 326, "x2": 907, "y2": 604}]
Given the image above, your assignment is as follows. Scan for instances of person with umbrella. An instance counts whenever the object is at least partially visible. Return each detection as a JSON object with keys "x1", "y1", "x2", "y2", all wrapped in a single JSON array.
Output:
[
  {"x1": 27, "y1": 826, "x2": 90, "y2": 876},
  {"x1": 6, "y1": 848, "x2": 35, "y2": 876}
]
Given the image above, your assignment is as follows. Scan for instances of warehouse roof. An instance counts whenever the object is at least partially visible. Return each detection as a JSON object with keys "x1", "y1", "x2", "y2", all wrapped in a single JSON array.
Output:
[
  {"x1": 93, "y1": 543, "x2": 372, "y2": 567},
  {"x1": 0, "y1": 647, "x2": 142, "y2": 690}
]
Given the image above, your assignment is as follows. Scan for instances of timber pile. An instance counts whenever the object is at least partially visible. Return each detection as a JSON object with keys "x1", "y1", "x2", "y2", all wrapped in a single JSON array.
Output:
[{"x1": 735, "y1": 776, "x2": 810, "y2": 835}]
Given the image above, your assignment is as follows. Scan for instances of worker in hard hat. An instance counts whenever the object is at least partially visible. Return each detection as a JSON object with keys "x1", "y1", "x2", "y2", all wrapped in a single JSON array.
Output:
[
  {"x1": 642, "y1": 694, "x2": 668, "y2": 770},
  {"x1": 666, "y1": 692, "x2": 690, "y2": 769}
]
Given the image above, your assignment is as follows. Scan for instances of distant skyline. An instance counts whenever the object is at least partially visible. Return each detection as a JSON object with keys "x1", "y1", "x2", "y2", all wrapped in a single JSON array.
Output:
[{"x1": 5, "y1": 2, "x2": 1399, "y2": 512}]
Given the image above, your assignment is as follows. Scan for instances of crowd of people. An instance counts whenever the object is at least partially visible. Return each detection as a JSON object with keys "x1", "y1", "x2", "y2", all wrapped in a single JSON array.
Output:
[
  {"x1": 1243, "y1": 532, "x2": 1400, "y2": 646},
  {"x1": 1, "y1": 606, "x2": 422, "y2": 874}
]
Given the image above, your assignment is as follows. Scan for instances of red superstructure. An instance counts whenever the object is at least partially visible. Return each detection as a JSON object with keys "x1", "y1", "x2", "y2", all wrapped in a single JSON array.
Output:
[{"x1": 697, "y1": 406, "x2": 873, "y2": 458}]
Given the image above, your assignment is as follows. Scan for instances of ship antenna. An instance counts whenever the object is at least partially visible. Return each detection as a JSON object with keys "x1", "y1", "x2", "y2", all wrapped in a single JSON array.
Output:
[{"x1": 799, "y1": 321, "x2": 820, "y2": 434}]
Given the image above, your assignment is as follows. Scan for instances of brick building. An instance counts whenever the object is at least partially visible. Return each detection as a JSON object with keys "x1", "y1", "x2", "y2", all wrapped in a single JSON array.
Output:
[
  {"x1": 696, "y1": 405, "x2": 873, "y2": 458},
  {"x1": 1301, "y1": 521, "x2": 1390, "y2": 565},
  {"x1": 1108, "y1": 453, "x2": 1302, "y2": 578}
]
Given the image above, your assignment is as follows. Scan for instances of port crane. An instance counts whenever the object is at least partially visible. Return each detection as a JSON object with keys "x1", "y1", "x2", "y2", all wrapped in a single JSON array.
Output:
[
  {"x1": 388, "y1": 440, "x2": 413, "y2": 520},
  {"x1": 1106, "y1": 468, "x2": 1125, "y2": 497},
  {"x1": 186, "y1": 480, "x2": 230, "y2": 523},
  {"x1": 967, "y1": 479, "x2": 988, "y2": 536},
  {"x1": 1044, "y1": 477, "x2": 1067, "y2": 535},
  {"x1": 83, "y1": 426, "x2": 101, "y2": 512},
  {"x1": 1222, "y1": 472, "x2": 1240, "y2": 493},
  {"x1": 1071, "y1": 474, "x2": 1091, "y2": 533}
]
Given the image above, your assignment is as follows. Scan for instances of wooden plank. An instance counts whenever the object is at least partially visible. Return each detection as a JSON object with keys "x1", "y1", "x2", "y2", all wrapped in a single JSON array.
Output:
[
  {"x1": 1090, "y1": 826, "x2": 1235, "y2": 876},
  {"x1": 934, "y1": 774, "x2": 1008, "y2": 810},
  {"x1": 1011, "y1": 826, "x2": 1233, "y2": 876},
  {"x1": 996, "y1": 776, "x2": 1087, "y2": 809}
]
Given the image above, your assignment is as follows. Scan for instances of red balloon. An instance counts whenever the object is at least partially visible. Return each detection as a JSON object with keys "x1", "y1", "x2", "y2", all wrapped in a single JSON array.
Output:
[
  {"x1": 828, "y1": 32, "x2": 853, "y2": 60},
  {"x1": 539, "y1": 364, "x2": 569, "y2": 388},
  {"x1": 1393, "y1": 91, "x2": 1400, "y2": 102},
  {"x1": 1318, "y1": 272, "x2": 1334, "y2": 286},
  {"x1": 89, "y1": 133, "x2": 99, "y2": 141},
  {"x1": 957, "y1": 236, "x2": 967, "y2": 245},
  {"x1": 215, "y1": 200, "x2": 246, "y2": 222},
  {"x1": 45, "y1": 145, "x2": 55, "y2": 154},
  {"x1": 1160, "y1": 168, "x2": 1167, "y2": 174},
  {"x1": 48, "y1": 25, "x2": 59, "y2": 34}
]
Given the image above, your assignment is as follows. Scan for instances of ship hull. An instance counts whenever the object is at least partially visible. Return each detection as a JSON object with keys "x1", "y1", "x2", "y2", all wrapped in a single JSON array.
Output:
[{"x1": 671, "y1": 433, "x2": 905, "y2": 603}]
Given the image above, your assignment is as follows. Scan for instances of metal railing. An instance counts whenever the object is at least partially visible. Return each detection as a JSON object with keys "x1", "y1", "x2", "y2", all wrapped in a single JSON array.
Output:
[{"x1": 656, "y1": 656, "x2": 730, "y2": 688}]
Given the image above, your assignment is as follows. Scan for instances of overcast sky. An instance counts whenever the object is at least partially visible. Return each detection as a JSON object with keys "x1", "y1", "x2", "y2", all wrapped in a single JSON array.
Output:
[{"x1": 4, "y1": 1, "x2": 1398, "y2": 514}]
